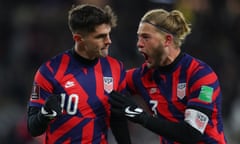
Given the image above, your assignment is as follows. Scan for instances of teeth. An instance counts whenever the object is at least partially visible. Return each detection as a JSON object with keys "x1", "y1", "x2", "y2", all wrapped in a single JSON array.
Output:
[{"x1": 143, "y1": 53, "x2": 148, "y2": 60}]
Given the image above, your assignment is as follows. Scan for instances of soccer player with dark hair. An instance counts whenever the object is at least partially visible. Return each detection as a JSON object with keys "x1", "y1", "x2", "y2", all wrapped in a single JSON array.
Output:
[
  {"x1": 27, "y1": 4, "x2": 131, "y2": 144},
  {"x1": 109, "y1": 9, "x2": 227, "y2": 143}
]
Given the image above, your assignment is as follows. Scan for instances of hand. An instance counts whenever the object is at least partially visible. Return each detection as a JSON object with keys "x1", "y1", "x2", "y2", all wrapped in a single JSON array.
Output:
[
  {"x1": 41, "y1": 94, "x2": 62, "y2": 120},
  {"x1": 109, "y1": 91, "x2": 150, "y2": 125}
]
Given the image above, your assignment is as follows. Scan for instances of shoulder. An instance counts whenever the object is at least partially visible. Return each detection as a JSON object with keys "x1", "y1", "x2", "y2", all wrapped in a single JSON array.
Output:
[
  {"x1": 127, "y1": 63, "x2": 150, "y2": 78},
  {"x1": 105, "y1": 55, "x2": 122, "y2": 63},
  {"x1": 38, "y1": 50, "x2": 71, "y2": 74},
  {"x1": 183, "y1": 53, "x2": 215, "y2": 73},
  {"x1": 102, "y1": 56, "x2": 124, "y2": 67},
  {"x1": 183, "y1": 54, "x2": 219, "y2": 85}
]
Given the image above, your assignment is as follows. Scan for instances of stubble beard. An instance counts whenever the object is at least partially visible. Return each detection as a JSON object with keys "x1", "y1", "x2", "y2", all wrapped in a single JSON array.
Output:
[{"x1": 148, "y1": 44, "x2": 165, "y2": 68}]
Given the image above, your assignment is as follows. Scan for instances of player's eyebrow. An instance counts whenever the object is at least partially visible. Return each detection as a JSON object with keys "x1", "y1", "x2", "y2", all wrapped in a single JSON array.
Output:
[{"x1": 94, "y1": 33, "x2": 108, "y2": 39}]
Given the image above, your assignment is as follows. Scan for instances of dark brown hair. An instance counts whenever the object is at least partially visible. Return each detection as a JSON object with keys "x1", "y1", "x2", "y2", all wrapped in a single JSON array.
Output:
[{"x1": 68, "y1": 4, "x2": 117, "y2": 34}]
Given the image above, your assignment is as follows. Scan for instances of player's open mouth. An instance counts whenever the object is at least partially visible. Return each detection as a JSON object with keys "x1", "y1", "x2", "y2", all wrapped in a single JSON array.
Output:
[{"x1": 140, "y1": 52, "x2": 149, "y2": 61}]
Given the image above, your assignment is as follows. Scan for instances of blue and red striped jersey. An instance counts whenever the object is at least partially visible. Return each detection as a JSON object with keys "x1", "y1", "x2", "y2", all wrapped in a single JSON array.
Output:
[
  {"x1": 127, "y1": 53, "x2": 227, "y2": 144},
  {"x1": 29, "y1": 49, "x2": 126, "y2": 144}
]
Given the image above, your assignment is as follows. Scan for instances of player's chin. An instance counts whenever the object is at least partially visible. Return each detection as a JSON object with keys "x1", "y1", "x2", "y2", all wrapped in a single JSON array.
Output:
[
  {"x1": 100, "y1": 52, "x2": 108, "y2": 57},
  {"x1": 100, "y1": 54, "x2": 108, "y2": 58},
  {"x1": 145, "y1": 59, "x2": 155, "y2": 68},
  {"x1": 99, "y1": 49, "x2": 109, "y2": 57}
]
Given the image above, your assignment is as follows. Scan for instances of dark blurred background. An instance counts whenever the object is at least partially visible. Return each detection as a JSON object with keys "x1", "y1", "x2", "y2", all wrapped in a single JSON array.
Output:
[{"x1": 0, "y1": 0, "x2": 240, "y2": 143}]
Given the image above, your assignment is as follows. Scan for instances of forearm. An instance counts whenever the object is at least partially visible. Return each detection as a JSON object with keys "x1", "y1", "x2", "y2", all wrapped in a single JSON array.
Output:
[
  {"x1": 110, "y1": 113, "x2": 131, "y2": 144},
  {"x1": 143, "y1": 116, "x2": 202, "y2": 144},
  {"x1": 27, "y1": 107, "x2": 49, "y2": 137}
]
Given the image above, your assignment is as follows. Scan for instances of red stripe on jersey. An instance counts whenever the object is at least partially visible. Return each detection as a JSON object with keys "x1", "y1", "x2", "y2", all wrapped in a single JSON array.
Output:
[
  {"x1": 156, "y1": 94, "x2": 179, "y2": 122},
  {"x1": 47, "y1": 117, "x2": 84, "y2": 143},
  {"x1": 35, "y1": 70, "x2": 53, "y2": 93},
  {"x1": 126, "y1": 69, "x2": 137, "y2": 94},
  {"x1": 119, "y1": 76, "x2": 127, "y2": 92},
  {"x1": 213, "y1": 86, "x2": 220, "y2": 101},
  {"x1": 100, "y1": 133, "x2": 108, "y2": 144},
  {"x1": 46, "y1": 61, "x2": 54, "y2": 73},
  {"x1": 62, "y1": 139, "x2": 71, "y2": 144},
  {"x1": 204, "y1": 104, "x2": 226, "y2": 143},
  {"x1": 106, "y1": 57, "x2": 122, "y2": 91},
  {"x1": 172, "y1": 66, "x2": 186, "y2": 112},
  {"x1": 55, "y1": 54, "x2": 69, "y2": 80},
  {"x1": 54, "y1": 54, "x2": 95, "y2": 117},
  {"x1": 187, "y1": 59, "x2": 201, "y2": 76},
  {"x1": 141, "y1": 74, "x2": 179, "y2": 122},
  {"x1": 30, "y1": 98, "x2": 45, "y2": 105},
  {"x1": 94, "y1": 62, "x2": 110, "y2": 126},
  {"x1": 81, "y1": 120, "x2": 94, "y2": 144},
  {"x1": 205, "y1": 127, "x2": 226, "y2": 143},
  {"x1": 31, "y1": 70, "x2": 53, "y2": 105},
  {"x1": 190, "y1": 72, "x2": 217, "y2": 92}
]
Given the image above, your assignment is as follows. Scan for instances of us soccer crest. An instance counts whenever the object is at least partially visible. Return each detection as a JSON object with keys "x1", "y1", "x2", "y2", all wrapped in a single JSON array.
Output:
[
  {"x1": 103, "y1": 77, "x2": 113, "y2": 93},
  {"x1": 177, "y1": 83, "x2": 186, "y2": 99}
]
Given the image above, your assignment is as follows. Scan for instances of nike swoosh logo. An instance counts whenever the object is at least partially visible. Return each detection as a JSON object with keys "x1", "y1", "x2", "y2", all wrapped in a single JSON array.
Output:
[
  {"x1": 41, "y1": 107, "x2": 57, "y2": 117},
  {"x1": 65, "y1": 81, "x2": 75, "y2": 88},
  {"x1": 124, "y1": 106, "x2": 143, "y2": 117}
]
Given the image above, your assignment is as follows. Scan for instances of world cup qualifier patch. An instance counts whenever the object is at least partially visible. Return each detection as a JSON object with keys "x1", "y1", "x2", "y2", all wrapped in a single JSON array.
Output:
[
  {"x1": 31, "y1": 83, "x2": 40, "y2": 100},
  {"x1": 198, "y1": 86, "x2": 213, "y2": 103}
]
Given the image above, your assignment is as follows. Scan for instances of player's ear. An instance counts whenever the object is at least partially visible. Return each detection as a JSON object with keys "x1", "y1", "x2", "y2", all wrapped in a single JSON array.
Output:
[
  {"x1": 164, "y1": 34, "x2": 173, "y2": 46},
  {"x1": 73, "y1": 33, "x2": 83, "y2": 42}
]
